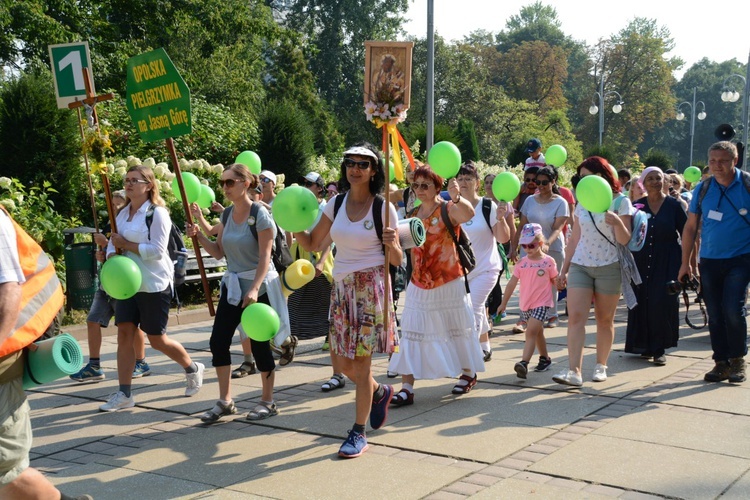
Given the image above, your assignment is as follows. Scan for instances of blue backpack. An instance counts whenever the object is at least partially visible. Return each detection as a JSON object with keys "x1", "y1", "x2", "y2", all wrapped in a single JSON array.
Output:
[{"x1": 614, "y1": 195, "x2": 649, "y2": 252}]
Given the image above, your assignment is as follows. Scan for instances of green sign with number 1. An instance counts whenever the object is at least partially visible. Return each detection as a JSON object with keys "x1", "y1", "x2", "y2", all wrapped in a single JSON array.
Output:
[{"x1": 48, "y1": 41, "x2": 93, "y2": 109}]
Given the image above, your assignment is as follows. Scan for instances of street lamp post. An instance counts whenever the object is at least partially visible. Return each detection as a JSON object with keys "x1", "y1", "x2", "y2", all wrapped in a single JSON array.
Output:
[
  {"x1": 720, "y1": 50, "x2": 750, "y2": 170},
  {"x1": 676, "y1": 87, "x2": 707, "y2": 167},
  {"x1": 589, "y1": 77, "x2": 624, "y2": 147}
]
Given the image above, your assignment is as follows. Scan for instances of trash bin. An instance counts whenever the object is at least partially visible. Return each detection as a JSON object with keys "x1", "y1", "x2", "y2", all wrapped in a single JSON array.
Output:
[{"x1": 64, "y1": 242, "x2": 97, "y2": 310}]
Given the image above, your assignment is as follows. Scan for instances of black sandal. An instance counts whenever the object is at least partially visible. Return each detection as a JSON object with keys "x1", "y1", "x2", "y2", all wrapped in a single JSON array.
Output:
[
  {"x1": 321, "y1": 373, "x2": 346, "y2": 392},
  {"x1": 390, "y1": 388, "x2": 414, "y2": 407},
  {"x1": 451, "y1": 374, "x2": 477, "y2": 394}
]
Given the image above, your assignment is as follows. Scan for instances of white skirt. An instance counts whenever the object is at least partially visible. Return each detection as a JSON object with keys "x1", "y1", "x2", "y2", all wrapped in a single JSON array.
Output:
[
  {"x1": 468, "y1": 269, "x2": 500, "y2": 336},
  {"x1": 389, "y1": 278, "x2": 485, "y2": 379}
]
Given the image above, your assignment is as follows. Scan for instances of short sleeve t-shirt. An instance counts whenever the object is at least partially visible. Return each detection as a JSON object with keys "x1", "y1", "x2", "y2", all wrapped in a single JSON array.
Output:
[
  {"x1": 324, "y1": 193, "x2": 398, "y2": 282},
  {"x1": 572, "y1": 195, "x2": 632, "y2": 267},
  {"x1": 513, "y1": 255, "x2": 558, "y2": 310},
  {"x1": 524, "y1": 153, "x2": 546, "y2": 170},
  {"x1": 221, "y1": 203, "x2": 277, "y2": 296},
  {"x1": 520, "y1": 195, "x2": 569, "y2": 254},
  {"x1": 0, "y1": 210, "x2": 24, "y2": 285},
  {"x1": 464, "y1": 199, "x2": 501, "y2": 278}
]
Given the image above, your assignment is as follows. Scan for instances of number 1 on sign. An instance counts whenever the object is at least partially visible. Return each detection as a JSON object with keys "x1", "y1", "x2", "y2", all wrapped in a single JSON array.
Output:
[{"x1": 58, "y1": 51, "x2": 84, "y2": 91}]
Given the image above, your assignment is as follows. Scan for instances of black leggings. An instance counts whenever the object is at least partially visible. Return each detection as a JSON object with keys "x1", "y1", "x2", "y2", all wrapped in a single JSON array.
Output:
[{"x1": 210, "y1": 285, "x2": 275, "y2": 372}]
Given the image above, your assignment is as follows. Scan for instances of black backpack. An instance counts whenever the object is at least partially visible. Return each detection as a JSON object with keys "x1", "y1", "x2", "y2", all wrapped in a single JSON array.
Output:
[
  {"x1": 221, "y1": 204, "x2": 294, "y2": 273},
  {"x1": 145, "y1": 205, "x2": 187, "y2": 287}
]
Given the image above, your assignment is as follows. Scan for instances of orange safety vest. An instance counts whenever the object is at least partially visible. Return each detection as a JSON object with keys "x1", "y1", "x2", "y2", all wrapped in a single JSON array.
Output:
[{"x1": 0, "y1": 206, "x2": 64, "y2": 357}]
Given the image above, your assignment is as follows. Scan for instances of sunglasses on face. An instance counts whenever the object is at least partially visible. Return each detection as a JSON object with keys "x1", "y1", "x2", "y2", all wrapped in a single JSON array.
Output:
[
  {"x1": 536, "y1": 180, "x2": 552, "y2": 186},
  {"x1": 343, "y1": 158, "x2": 371, "y2": 170},
  {"x1": 521, "y1": 242, "x2": 539, "y2": 250},
  {"x1": 260, "y1": 177, "x2": 274, "y2": 184},
  {"x1": 411, "y1": 182, "x2": 432, "y2": 191},
  {"x1": 123, "y1": 178, "x2": 149, "y2": 186},
  {"x1": 218, "y1": 178, "x2": 242, "y2": 188},
  {"x1": 304, "y1": 181, "x2": 318, "y2": 187},
  {"x1": 524, "y1": 178, "x2": 537, "y2": 184}
]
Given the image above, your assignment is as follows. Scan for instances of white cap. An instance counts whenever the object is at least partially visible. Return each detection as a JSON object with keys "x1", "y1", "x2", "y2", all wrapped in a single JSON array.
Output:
[
  {"x1": 303, "y1": 172, "x2": 324, "y2": 185},
  {"x1": 343, "y1": 146, "x2": 379, "y2": 161},
  {"x1": 259, "y1": 170, "x2": 277, "y2": 184}
]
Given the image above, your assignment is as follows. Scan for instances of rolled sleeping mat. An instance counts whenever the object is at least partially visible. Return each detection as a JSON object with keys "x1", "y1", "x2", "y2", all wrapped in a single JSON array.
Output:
[
  {"x1": 398, "y1": 217, "x2": 426, "y2": 249},
  {"x1": 281, "y1": 259, "x2": 316, "y2": 297},
  {"x1": 23, "y1": 333, "x2": 83, "y2": 390}
]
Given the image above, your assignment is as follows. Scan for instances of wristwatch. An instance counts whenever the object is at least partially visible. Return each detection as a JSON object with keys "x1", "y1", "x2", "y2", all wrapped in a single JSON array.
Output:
[{"x1": 452, "y1": 194, "x2": 461, "y2": 203}]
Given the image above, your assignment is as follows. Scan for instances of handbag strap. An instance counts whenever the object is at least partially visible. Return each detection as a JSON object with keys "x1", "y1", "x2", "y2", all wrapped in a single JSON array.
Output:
[
  {"x1": 440, "y1": 201, "x2": 470, "y2": 293},
  {"x1": 588, "y1": 210, "x2": 615, "y2": 247}
]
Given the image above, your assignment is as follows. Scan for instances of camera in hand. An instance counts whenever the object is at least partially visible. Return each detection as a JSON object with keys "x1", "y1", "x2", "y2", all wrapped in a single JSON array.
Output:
[{"x1": 666, "y1": 276, "x2": 700, "y2": 295}]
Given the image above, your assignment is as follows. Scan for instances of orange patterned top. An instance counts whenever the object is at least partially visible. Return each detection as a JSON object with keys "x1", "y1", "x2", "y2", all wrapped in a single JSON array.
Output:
[{"x1": 410, "y1": 202, "x2": 464, "y2": 290}]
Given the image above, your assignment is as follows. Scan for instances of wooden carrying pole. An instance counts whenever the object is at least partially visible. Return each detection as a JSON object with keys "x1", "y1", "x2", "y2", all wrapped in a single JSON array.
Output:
[
  {"x1": 166, "y1": 137, "x2": 215, "y2": 316},
  {"x1": 383, "y1": 129, "x2": 391, "y2": 333},
  {"x1": 68, "y1": 68, "x2": 116, "y2": 236}
]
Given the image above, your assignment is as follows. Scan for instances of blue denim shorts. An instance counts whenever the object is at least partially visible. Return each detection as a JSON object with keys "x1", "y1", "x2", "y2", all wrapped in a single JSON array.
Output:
[{"x1": 86, "y1": 288, "x2": 115, "y2": 327}]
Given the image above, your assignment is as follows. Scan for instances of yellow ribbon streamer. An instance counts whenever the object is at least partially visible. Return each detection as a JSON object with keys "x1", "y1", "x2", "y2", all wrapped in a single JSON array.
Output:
[{"x1": 388, "y1": 124, "x2": 404, "y2": 181}]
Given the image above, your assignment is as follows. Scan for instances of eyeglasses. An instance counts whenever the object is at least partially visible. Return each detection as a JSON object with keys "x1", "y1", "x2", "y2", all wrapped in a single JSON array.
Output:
[
  {"x1": 411, "y1": 182, "x2": 432, "y2": 191},
  {"x1": 456, "y1": 176, "x2": 476, "y2": 183},
  {"x1": 521, "y1": 242, "x2": 539, "y2": 250},
  {"x1": 343, "y1": 158, "x2": 371, "y2": 170},
  {"x1": 259, "y1": 177, "x2": 273, "y2": 184},
  {"x1": 524, "y1": 178, "x2": 537, "y2": 184},
  {"x1": 218, "y1": 178, "x2": 241, "y2": 188},
  {"x1": 123, "y1": 178, "x2": 149, "y2": 186},
  {"x1": 536, "y1": 180, "x2": 551, "y2": 186},
  {"x1": 304, "y1": 181, "x2": 317, "y2": 187}
]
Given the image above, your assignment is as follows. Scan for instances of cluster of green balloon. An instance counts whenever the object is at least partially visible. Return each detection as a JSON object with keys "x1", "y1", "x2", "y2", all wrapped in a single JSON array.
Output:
[
  {"x1": 235, "y1": 151, "x2": 262, "y2": 175},
  {"x1": 576, "y1": 176, "x2": 613, "y2": 213},
  {"x1": 271, "y1": 185, "x2": 320, "y2": 233},
  {"x1": 196, "y1": 185, "x2": 215, "y2": 209},
  {"x1": 427, "y1": 141, "x2": 462, "y2": 178},
  {"x1": 172, "y1": 172, "x2": 202, "y2": 204},
  {"x1": 492, "y1": 172, "x2": 521, "y2": 202},
  {"x1": 100, "y1": 255, "x2": 142, "y2": 300},
  {"x1": 241, "y1": 303, "x2": 280, "y2": 342},
  {"x1": 545, "y1": 145, "x2": 567, "y2": 167},
  {"x1": 684, "y1": 166, "x2": 702, "y2": 183}
]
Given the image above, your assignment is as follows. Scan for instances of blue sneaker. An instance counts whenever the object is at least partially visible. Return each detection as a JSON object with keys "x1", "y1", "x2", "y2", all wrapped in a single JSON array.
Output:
[
  {"x1": 70, "y1": 363, "x2": 105, "y2": 383},
  {"x1": 338, "y1": 429, "x2": 369, "y2": 458},
  {"x1": 132, "y1": 360, "x2": 151, "y2": 378},
  {"x1": 369, "y1": 384, "x2": 393, "y2": 430}
]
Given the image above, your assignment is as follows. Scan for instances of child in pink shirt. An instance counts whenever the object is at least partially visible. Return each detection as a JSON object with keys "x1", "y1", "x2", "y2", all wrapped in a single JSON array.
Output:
[{"x1": 498, "y1": 223, "x2": 558, "y2": 378}]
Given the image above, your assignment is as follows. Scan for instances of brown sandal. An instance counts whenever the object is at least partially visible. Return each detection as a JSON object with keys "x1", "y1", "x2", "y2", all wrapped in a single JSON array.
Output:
[
  {"x1": 390, "y1": 388, "x2": 414, "y2": 407},
  {"x1": 451, "y1": 374, "x2": 477, "y2": 394}
]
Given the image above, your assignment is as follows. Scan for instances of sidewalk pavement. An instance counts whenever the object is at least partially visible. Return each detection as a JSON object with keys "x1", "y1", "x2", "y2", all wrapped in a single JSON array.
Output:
[{"x1": 29, "y1": 298, "x2": 750, "y2": 500}]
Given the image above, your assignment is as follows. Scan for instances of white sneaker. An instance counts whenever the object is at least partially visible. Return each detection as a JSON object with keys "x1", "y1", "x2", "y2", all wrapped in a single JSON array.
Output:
[
  {"x1": 552, "y1": 369, "x2": 583, "y2": 387},
  {"x1": 185, "y1": 362, "x2": 205, "y2": 397},
  {"x1": 592, "y1": 363, "x2": 608, "y2": 382},
  {"x1": 99, "y1": 391, "x2": 135, "y2": 412}
]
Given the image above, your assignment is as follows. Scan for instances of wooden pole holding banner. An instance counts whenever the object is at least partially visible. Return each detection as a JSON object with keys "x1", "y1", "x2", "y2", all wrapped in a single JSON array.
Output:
[
  {"x1": 166, "y1": 138, "x2": 215, "y2": 316},
  {"x1": 383, "y1": 128, "x2": 391, "y2": 334}
]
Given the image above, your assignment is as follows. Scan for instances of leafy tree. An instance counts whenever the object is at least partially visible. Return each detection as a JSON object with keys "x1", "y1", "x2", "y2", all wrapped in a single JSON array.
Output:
[
  {"x1": 642, "y1": 149, "x2": 674, "y2": 170},
  {"x1": 498, "y1": 40, "x2": 568, "y2": 113},
  {"x1": 455, "y1": 118, "x2": 479, "y2": 162},
  {"x1": 402, "y1": 123, "x2": 459, "y2": 158},
  {"x1": 0, "y1": 69, "x2": 86, "y2": 219},
  {"x1": 255, "y1": 99, "x2": 315, "y2": 182}
]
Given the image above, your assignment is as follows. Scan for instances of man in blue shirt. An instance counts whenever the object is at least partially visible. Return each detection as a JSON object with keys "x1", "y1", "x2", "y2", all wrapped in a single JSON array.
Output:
[{"x1": 679, "y1": 141, "x2": 750, "y2": 383}]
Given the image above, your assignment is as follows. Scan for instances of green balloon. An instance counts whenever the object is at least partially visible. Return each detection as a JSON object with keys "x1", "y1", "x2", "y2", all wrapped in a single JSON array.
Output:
[
  {"x1": 684, "y1": 166, "x2": 701, "y2": 183},
  {"x1": 545, "y1": 145, "x2": 567, "y2": 167},
  {"x1": 389, "y1": 161, "x2": 396, "y2": 182},
  {"x1": 576, "y1": 175, "x2": 613, "y2": 213},
  {"x1": 235, "y1": 150, "x2": 262, "y2": 175},
  {"x1": 271, "y1": 185, "x2": 320, "y2": 233},
  {"x1": 427, "y1": 141, "x2": 462, "y2": 178},
  {"x1": 241, "y1": 302, "x2": 280, "y2": 342},
  {"x1": 492, "y1": 172, "x2": 521, "y2": 202},
  {"x1": 100, "y1": 255, "x2": 142, "y2": 300},
  {"x1": 196, "y1": 184, "x2": 215, "y2": 209},
  {"x1": 172, "y1": 172, "x2": 202, "y2": 204}
]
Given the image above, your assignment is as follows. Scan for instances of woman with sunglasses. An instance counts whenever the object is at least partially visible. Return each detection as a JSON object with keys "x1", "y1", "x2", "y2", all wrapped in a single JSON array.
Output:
[
  {"x1": 455, "y1": 162, "x2": 511, "y2": 362},
  {"x1": 293, "y1": 142, "x2": 400, "y2": 458},
  {"x1": 553, "y1": 157, "x2": 632, "y2": 387},
  {"x1": 511, "y1": 166, "x2": 569, "y2": 337},
  {"x1": 388, "y1": 164, "x2": 484, "y2": 406},
  {"x1": 101, "y1": 166, "x2": 204, "y2": 412},
  {"x1": 187, "y1": 164, "x2": 289, "y2": 423},
  {"x1": 625, "y1": 167, "x2": 687, "y2": 365},
  {"x1": 513, "y1": 166, "x2": 540, "y2": 213}
]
